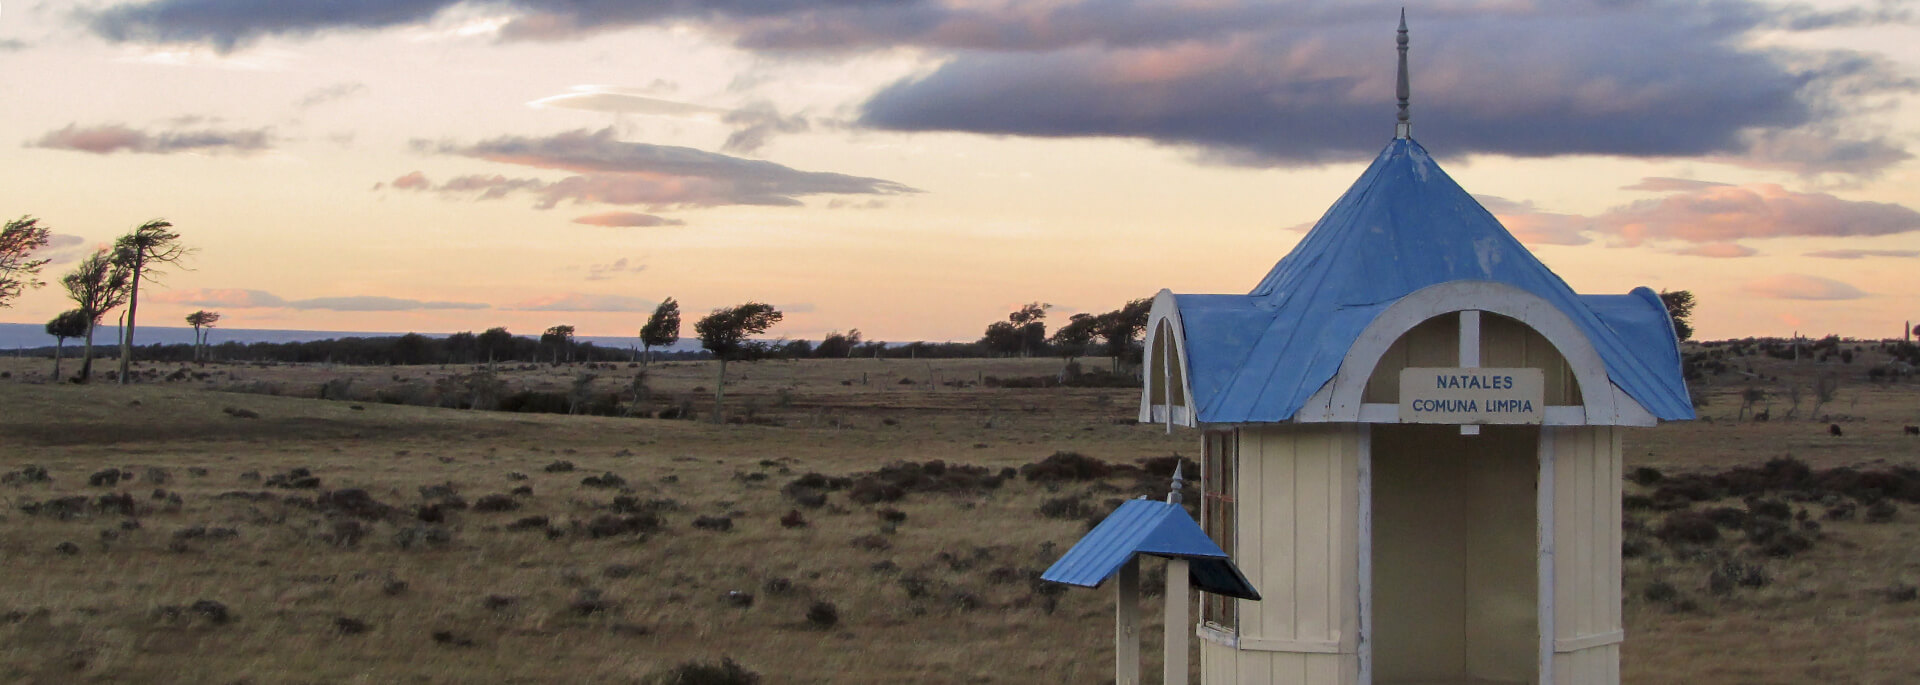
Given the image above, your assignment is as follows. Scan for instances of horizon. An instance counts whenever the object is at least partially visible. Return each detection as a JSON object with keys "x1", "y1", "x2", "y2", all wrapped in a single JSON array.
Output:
[{"x1": 2, "y1": 1, "x2": 1917, "y2": 342}]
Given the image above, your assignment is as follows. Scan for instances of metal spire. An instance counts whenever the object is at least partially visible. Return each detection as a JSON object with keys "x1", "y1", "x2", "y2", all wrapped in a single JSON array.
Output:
[
  {"x1": 1396, "y1": 8, "x2": 1412, "y2": 139},
  {"x1": 1166, "y1": 462, "x2": 1185, "y2": 505}
]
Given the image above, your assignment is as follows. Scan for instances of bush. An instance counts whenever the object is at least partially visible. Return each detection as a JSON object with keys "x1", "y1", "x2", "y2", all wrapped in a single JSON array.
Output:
[
  {"x1": 1655, "y1": 511, "x2": 1720, "y2": 545},
  {"x1": 806, "y1": 601, "x2": 839, "y2": 629},
  {"x1": 649, "y1": 658, "x2": 760, "y2": 685}
]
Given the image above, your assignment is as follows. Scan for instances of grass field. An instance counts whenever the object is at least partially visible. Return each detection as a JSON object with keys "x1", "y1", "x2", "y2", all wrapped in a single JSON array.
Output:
[{"x1": 2, "y1": 350, "x2": 1919, "y2": 683}]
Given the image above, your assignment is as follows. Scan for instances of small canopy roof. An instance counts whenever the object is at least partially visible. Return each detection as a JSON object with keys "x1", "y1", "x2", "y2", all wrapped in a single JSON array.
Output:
[
  {"x1": 1161, "y1": 137, "x2": 1693, "y2": 425},
  {"x1": 1042, "y1": 498, "x2": 1261, "y2": 600}
]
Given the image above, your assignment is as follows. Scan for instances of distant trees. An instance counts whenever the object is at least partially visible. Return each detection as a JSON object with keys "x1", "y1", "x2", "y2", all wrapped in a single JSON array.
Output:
[
  {"x1": 816, "y1": 329, "x2": 862, "y2": 359},
  {"x1": 45, "y1": 309, "x2": 90, "y2": 380},
  {"x1": 1, "y1": 216, "x2": 52, "y2": 308},
  {"x1": 640, "y1": 297, "x2": 681, "y2": 364},
  {"x1": 1050, "y1": 313, "x2": 1098, "y2": 374},
  {"x1": 1009, "y1": 302, "x2": 1050, "y2": 357},
  {"x1": 478, "y1": 327, "x2": 514, "y2": 364},
  {"x1": 113, "y1": 219, "x2": 190, "y2": 384},
  {"x1": 62, "y1": 249, "x2": 131, "y2": 383},
  {"x1": 542, "y1": 325, "x2": 577, "y2": 364},
  {"x1": 980, "y1": 321, "x2": 1022, "y2": 356},
  {"x1": 1660, "y1": 290, "x2": 1696, "y2": 342},
  {"x1": 185, "y1": 310, "x2": 221, "y2": 363},
  {"x1": 1094, "y1": 298, "x2": 1152, "y2": 373},
  {"x1": 695, "y1": 302, "x2": 783, "y2": 423}
]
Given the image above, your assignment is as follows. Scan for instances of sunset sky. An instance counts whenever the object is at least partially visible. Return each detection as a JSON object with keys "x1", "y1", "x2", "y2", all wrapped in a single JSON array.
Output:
[{"x1": 2, "y1": 0, "x2": 1917, "y2": 343}]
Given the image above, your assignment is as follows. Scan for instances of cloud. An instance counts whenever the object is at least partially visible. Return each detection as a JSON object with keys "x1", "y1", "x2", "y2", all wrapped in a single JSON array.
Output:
[
  {"x1": 288, "y1": 296, "x2": 489, "y2": 311},
  {"x1": 1475, "y1": 195, "x2": 1591, "y2": 246},
  {"x1": 1486, "y1": 178, "x2": 1920, "y2": 247},
  {"x1": 149, "y1": 288, "x2": 487, "y2": 310},
  {"x1": 1672, "y1": 243, "x2": 1757, "y2": 258},
  {"x1": 529, "y1": 87, "x2": 725, "y2": 117},
  {"x1": 80, "y1": 1, "x2": 1914, "y2": 174},
  {"x1": 297, "y1": 82, "x2": 368, "y2": 109},
  {"x1": 30, "y1": 123, "x2": 272, "y2": 155},
  {"x1": 1804, "y1": 249, "x2": 1920, "y2": 259},
  {"x1": 1741, "y1": 274, "x2": 1867, "y2": 300},
  {"x1": 0, "y1": 39, "x2": 29, "y2": 51},
  {"x1": 38, "y1": 235, "x2": 93, "y2": 266},
  {"x1": 572, "y1": 211, "x2": 683, "y2": 228},
  {"x1": 411, "y1": 127, "x2": 916, "y2": 209},
  {"x1": 151, "y1": 288, "x2": 288, "y2": 308},
  {"x1": 511, "y1": 293, "x2": 657, "y2": 312},
  {"x1": 390, "y1": 171, "x2": 431, "y2": 190},
  {"x1": 585, "y1": 257, "x2": 645, "y2": 281},
  {"x1": 721, "y1": 101, "x2": 809, "y2": 155}
]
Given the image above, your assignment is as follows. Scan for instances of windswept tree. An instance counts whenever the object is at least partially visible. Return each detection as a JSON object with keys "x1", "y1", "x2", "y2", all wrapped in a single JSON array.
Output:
[
  {"x1": 980, "y1": 321, "x2": 1023, "y2": 356},
  {"x1": 62, "y1": 249, "x2": 131, "y2": 383},
  {"x1": 816, "y1": 329, "x2": 862, "y2": 359},
  {"x1": 1659, "y1": 290, "x2": 1696, "y2": 342},
  {"x1": 185, "y1": 310, "x2": 221, "y2": 363},
  {"x1": 45, "y1": 309, "x2": 90, "y2": 381},
  {"x1": 694, "y1": 302, "x2": 783, "y2": 423},
  {"x1": 1050, "y1": 313, "x2": 1099, "y2": 377},
  {"x1": 639, "y1": 297, "x2": 681, "y2": 364},
  {"x1": 1009, "y1": 302, "x2": 1051, "y2": 357},
  {"x1": 113, "y1": 219, "x2": 190, "y2": 384},
  {"x1": 1, "y1": 216, "x2": 53, "y2": 308},
  {"x1": 1095, "y1": 298, "x2": 1152, "y2": 373},
  {"x1": 478, "y1": 327, "x2": 514, "y2": 364},
  {"x1": 542, "y1": 325, "x2": 576, "y2": 364}
]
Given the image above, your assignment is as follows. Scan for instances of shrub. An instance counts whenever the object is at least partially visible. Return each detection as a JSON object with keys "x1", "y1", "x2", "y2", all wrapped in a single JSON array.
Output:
[
  {"x1": 1643, "y1": 580, "x2": 1679, "y2": 603},
  {"x1": 1655, "y1": 511, "x2": 1720, "y2": 545},
  {"x1": 1628, "y1": 467, "x2": 1665, "y2": 486},
  {"x1": 649, "y1": 658, "x2": 760, "y2": 685},
  {"x1": 806, "y1": 601, "x2": 839, "y2": 629}
]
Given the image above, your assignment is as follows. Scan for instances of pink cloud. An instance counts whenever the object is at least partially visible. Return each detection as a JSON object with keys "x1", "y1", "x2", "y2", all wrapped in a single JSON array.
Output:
[
  {"x1": 573, "y1": 211, "x2": 683, "y2": 227},
  {"x1": 1672, "y1": 243, "x2": 1757, "y2": 258},
  {"x1": 391, "y1": 171, "x2": 430, "y2": 190},
  {"x1": 1596, "y1": 183, "x2": 1920, "y2": 246},
  {"x1": 32, "y1": 123, "x2": 272, "y2": 155},
  {"x1": 1804, "y1": 249, "x2": 1919, "y2": 260},
  {"x1": 150, "y1": 288, "x2": 287, "y2": 308},
  {"x1": 1741, "y1": 274, "x2": 1866, "y2": 301}
]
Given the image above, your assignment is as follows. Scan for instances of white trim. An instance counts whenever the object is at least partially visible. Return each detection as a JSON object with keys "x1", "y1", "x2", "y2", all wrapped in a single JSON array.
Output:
[
  {"x1": 1357, "y1": 424, "x2": 1374, "y2": 685},
  {"x1": 1554, "y1": 630, "x2": 1624, "y2": 652},
  {"x1": 1139, "y1": 289, "x2": 1200, "y2": 428},
  {"x1": 1460, "y1": 311, "x2": 1483, "y2": 436},
  {"x1": 1236, "y1": 637, "x2": 1345, "y2": 653},
  {"x1": 1294, "y1": 280, "x2": 1655, "y2": 426},
  {"x1": 1361, "y1": 404, "x2": 1591, "y2": 426},
  {"x1": 1196, "y1": 622, "x2": 1237, "y2": 648},
  {"x1": 1537, "y1": 427, "x2": 1558, "y2": 685}
]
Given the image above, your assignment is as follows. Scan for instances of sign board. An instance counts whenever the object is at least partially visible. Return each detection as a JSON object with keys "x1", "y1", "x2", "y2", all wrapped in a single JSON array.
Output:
[{"x1": 1399, "y1": 367, "x2": 1545, "y2": 424}]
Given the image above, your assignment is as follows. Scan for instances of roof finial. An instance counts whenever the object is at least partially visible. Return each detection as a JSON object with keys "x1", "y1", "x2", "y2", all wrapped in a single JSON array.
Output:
[
  {"x1": 1167, "y1": 462, "x2": 1185, "y2": 505},
  {"x1": 1396, "y1": 8, "x2": 1412, "y2": 139}
]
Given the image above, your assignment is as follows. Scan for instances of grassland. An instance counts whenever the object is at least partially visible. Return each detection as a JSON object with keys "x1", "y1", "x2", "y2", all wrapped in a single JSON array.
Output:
[{"x1": 2, "y1": 350, "x2": 1918, "y2": 683}]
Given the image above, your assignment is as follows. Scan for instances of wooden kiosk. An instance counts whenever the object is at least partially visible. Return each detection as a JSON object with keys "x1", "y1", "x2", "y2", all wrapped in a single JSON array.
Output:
[{"x1": 1139, "y1": 17, "x2": 1693, "y2": 685}]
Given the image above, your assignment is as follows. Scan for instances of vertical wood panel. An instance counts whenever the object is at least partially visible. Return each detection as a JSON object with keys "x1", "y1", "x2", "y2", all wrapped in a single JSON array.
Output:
[
  {"x1": 1236, "y1": 650, "x2": 1268, "y2": 685},
  {"x1": 1296, "y1": 430, "x2": 1333, "y2": 641},
  {"x1": 1590, "y1": 428, "x2": 1607, "y2": 638},
  {"x1": 1239, "y1": 429, "x2": 1266, "y2": 639},
  {"x1": 1609, "y1": 428, "x2": 1624, "y2": 632},
  {"x1": 1553, "y1": 428, "x2": 1578, "y2": 642},
  {"x1": 1337, "y1": 428, "x2": 1361, "y2": 654}
]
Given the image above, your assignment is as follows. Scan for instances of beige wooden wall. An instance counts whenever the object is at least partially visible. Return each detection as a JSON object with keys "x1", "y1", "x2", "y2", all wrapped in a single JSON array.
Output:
[
  {"x1": 1550, "y1": 426, "x2": 1624, "y2": 681},
  {"x1": 1201, "y1": 424, "x2": 1363, "y2": 684},
  {"x1": 1373, "y1": 425, "x2": 1537, "y2": 684},
  {"x1": 1361, "y1": 312, "x2": 1582, "y2": 406}
]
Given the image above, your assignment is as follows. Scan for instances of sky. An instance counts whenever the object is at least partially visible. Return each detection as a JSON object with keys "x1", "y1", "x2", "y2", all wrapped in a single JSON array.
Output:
[{"x1": 1, "y1": 0, "x2": 1917, "y2": 343}]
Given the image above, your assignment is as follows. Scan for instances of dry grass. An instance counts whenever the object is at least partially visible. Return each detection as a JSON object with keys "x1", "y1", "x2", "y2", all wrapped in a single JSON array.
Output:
[{"x1": 1, "y1": 351, "x2": 1919, "y2": 683}]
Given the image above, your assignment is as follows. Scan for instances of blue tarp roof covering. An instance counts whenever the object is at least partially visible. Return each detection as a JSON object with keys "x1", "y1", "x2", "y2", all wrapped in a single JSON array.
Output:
[
  {"x1": 1175, "y1": 137, "x2": 1694, "y2": 424},
  {"x1": 1041, "y1": 499, "x2": 1261, "y2": 600}
]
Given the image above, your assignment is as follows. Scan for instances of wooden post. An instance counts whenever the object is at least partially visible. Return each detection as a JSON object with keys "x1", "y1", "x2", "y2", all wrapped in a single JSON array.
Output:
[
  {"x1": 1116, "y1": 557, "x2": 1141, "y2": 685},
  {"x1": 1163, "y1": 558, "x2": 1190, "y2": 685}
]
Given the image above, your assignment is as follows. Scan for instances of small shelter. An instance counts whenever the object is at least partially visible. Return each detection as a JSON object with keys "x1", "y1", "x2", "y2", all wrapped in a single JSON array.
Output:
[{"x1": 1138, "y1": 14, "x2": 1692, "y2": 685}]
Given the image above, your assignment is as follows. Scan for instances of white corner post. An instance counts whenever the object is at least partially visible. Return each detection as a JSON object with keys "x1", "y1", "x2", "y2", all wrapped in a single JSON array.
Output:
[
  {"x1": 1459, "y1": 309, "x2": 1482, "y2": 436},
  {"x1": 1116, "y1": 557, "x2": 1142, "y2": 685},
  {"x1": 1164, "y1": 558, "x2": 1190, "y2": 685}
]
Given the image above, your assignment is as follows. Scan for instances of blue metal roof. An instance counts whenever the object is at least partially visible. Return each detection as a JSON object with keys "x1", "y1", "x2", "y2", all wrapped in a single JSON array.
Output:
[
  {"x1": 1042, "y1": 499, "x2": 1261, "y2": 600},
  {"x1": 1174, "y1": 137, "x2": 1694, "y2": 424}
]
